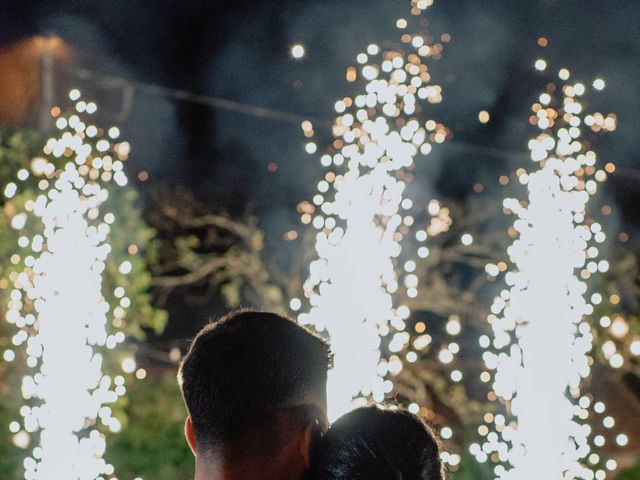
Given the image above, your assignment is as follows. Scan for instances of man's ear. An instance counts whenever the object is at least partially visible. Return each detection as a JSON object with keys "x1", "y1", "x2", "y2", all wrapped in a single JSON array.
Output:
[
  {"x1": 299, "y1": 420, "x2": 321, "y2": 469},
  {"x1": 185, "y1": 416, "x2": 197, "y2": 456}
]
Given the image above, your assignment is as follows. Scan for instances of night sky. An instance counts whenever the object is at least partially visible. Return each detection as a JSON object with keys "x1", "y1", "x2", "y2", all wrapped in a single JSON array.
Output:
[{"x1": 2, "y1": 0, "x2": 640, "y2": 293}]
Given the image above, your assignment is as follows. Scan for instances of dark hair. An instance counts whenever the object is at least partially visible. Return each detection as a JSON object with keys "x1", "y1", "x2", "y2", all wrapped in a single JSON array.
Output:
[
  {"x1": 178, "y1": 309, "x2": 332, "y2": 457},
  {"x1": 309, "y1": 405, "x2": 445, "y2": 480}
]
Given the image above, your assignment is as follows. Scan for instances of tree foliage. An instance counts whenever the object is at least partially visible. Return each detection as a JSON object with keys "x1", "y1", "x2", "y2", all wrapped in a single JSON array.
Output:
[{"x1": 145, "y1": 187, "x2": 286, "y2": 313}]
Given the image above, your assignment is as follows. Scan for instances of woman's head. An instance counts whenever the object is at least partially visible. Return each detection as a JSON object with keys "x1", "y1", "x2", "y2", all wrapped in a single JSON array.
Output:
[{"x1": 309, "y1": 405, "x2": 445, "y2": 480}]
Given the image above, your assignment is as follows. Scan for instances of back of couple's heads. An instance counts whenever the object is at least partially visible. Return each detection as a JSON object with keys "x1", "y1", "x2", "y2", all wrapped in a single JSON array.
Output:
[
  {"x1": 178, "y1": 310, "x2": 331, "y2": 457},
  {"x1": 179, "y1": 310, "x2": 444, "y2": 480}
]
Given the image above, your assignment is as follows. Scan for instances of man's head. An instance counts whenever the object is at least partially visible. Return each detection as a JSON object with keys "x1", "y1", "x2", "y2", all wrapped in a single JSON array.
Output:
[{"x1": 178, "y1": 309, "x2": 331, "y2": 476}]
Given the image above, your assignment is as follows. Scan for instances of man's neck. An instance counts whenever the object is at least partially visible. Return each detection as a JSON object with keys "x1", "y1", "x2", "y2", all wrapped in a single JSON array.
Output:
[
  {"x1": 194, "y1": 448, "x2": 303, "y2": 480},
  {"x1": 195, "y1": 464, "x2": 282, "y2": 480}
]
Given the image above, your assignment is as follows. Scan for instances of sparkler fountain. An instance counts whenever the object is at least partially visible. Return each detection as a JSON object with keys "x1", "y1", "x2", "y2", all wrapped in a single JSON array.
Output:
[
  {"x1": 297, "y1": 0, "x2": 450, "y2": 421},
  {"x1": 5, "y1": 90, "x2": 132, "y2": 480},
  {"x1": 475, "y1": 63, "x2": 621, "y2": 480}
]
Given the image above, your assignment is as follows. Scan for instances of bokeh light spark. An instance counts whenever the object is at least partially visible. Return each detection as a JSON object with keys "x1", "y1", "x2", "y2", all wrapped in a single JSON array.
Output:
[{"x1": 291, "y1": 44, "x2": 305, "y2": 59}]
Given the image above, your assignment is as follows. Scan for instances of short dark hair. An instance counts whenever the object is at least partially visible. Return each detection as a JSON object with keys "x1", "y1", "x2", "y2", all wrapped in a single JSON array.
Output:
[
  {"x1": 178, "y1": 309, "x2": 332, "y2": 456},
  {"x1": 309, "y1": 405, "x2": 445, "y2": 480}
]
